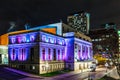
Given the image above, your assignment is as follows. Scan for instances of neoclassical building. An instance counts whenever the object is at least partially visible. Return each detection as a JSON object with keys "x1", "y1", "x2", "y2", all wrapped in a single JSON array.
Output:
[{"x1": 8, "y1": 30, "x2": 93, "y2": 74}]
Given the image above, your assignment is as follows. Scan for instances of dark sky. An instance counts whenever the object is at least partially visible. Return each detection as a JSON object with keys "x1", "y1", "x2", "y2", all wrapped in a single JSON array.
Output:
[{"x1": 0, "y1": 0, "x2": 120, "y2": 34}]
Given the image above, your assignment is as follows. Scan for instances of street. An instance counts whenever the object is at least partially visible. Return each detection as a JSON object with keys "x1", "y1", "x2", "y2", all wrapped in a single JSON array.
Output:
[
  {"x1": 48, "y1": 69, "x2": 106, "y2": 80},
  {"x1": 0, "y1": 65, "x2": 118, "y2": 80},
  {"x1": 0, "y1": 65, "x2": 28, "y2": 80}
]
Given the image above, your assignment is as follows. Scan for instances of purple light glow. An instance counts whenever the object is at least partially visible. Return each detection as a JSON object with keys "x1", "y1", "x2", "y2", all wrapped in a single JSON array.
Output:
[
  {"x1": 58, "y1": 50, "x2": 60, "y2": 60},
  {"x1": 62, "y1": 50, "x2": 64, "y2": 61},
  {"x1": 10, "y1": 49, "x2": 17, "y2": 61},
  {"x1": 42, "y1": 48, "x2": 45, "y2": 61},
  {"x1": 18, "y1": 48, "x2": 27, "y2": 61},
  {"x1": 11, "y1": 37, "x2": 16, "y2": 44},
  {"x1": 48, "y1": 49, "x2": 51, "y2": 60},
  {"x1": 41, "y1": 34, "x2": 65, "y2": 45},
  {"x1": 88, "y1": 47, "x2": 90, "y2": 58},
  {"x1": 50, "y1": 38, "x2": 54, "y2": 43},
  {"x1": 17, "y1": 37, "x2": 21, "y2": 43},
  {"x1": 42, "y1": 35, "x2": 46, "y2": 42},
  {"x1": 22, "y1": 36, "x2": 26, "y2": 42},
  {"x1": 10, "y1": 33, "x2": 37, "y2": 44},
  {"x1": 85, "y1": 46, "x2": 88, "y2": 59},
  {"x1": 30, "y1": 35, "x2": 35, "y2": 42}
]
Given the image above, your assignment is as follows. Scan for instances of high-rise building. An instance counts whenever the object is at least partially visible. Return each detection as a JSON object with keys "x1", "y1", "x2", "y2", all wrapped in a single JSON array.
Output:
[
  {"x1": 67, "y1": 12, "x2": 90, "y2": 34},
  {"x1": 89, "y1": 28, "x2": 118, "y2": 55}
]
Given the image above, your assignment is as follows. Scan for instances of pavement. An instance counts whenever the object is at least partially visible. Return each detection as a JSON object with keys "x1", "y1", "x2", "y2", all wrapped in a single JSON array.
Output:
[{"x1": 4, "y1": 66, "x2": 120, "y2": 80}]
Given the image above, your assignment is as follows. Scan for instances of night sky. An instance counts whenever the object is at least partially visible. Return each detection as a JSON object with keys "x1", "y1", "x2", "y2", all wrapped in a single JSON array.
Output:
[{"x1": 0, "y1": 0, "x2": 120, "y2": 35}]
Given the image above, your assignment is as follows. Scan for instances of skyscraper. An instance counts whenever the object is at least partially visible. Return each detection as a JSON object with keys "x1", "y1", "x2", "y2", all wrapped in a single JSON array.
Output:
[{"x1": 67, "y1": 12, "x2": 90, "y2": 34}]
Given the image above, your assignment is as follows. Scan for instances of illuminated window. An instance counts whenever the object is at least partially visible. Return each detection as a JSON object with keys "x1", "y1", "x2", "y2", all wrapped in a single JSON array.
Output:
[
  {"x1": 22, "y1": 48, "x2": 26, "y2": 61},
  {"x1": 92, "y1": 39, "x2": 94, "y2": 41},
  {"x1": 53, "y1": 49, "x2": 56, "y2": 60},
  {"x1": 54, "y1": 38, "x2": 56, "y2": 44},
  {"x1": 62, "y1": 49, "x2": 64, "y2": 60},
  {"x1": 11, "y1": 48, "x2": 16, "y2": 61},
  {"x1": 48, "y1": 37, "x2": 50, "y2": 43},
  {"x1": 42, "y1": 48, "x2": 45, "y2": 61},
  {"x1": 22, "y1": 36, "x2": 26, "y2": 43},
  {"x1": 78, "y1": 50, "x2": 80, "y2": 59},
  {"x1": 18, "y1": 48, "x2": 27, "y2": 61},
  {"x1": 50, "y1": 38, "x2": 54, "y2": 43},
  {"x1": 62, "y1": 40, "x2": 65, "y2": 45},
  {"x1": 11, "y1": 37, "x2": 16, "y2": 44},
  {"x1": 30, "y1": 35, "x2": 35, "y2": 42},
  {"x1": 82, "y1": 45, "x2": 85, "y2": 59},
  {"x1": 45, "y1": 37, "x2": 49, "y2": 42},
  {"x1": 57, "y1": 39, "x2": 60, "y2": 45},
  {"x1": 21, "y1": 49, "x2": 24, "y2": 60},
  {"x1": 42, "y1": 35, "x2": 46, "y2": 42},
  {"x1": 48, "y1": 49, "x2": 51, "y2": 60},
  {"x1": 86, "y1": 46, "x2": 88, "y2": 59},
  {"x1": 95, "y1": 39, "x2": 98, "y2": 41},
  {"x1": 106, "y1": 35, "x2": 109, "y2": 37},
  {"x1": 26, "y1": 35, "x2": 30, "y2": 42},
  {"x1": 16, "y1": 37, "x2": 20, "y2": 43},
  {"x1": 99, "y1": 39, "x2": 102, "y2": 41},
  {"x1": 58, "y1": 50, "x2": 60, "y2": 60}
]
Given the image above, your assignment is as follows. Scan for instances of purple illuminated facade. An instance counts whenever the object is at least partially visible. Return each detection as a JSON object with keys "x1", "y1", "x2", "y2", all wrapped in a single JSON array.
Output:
[{"x1": 8, "y1": 30, "x2": 93, "y2": 74}]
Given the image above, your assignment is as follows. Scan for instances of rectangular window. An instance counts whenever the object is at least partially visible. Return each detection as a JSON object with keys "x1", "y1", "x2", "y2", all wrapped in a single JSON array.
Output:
[
  {"x1": 53, "y1": 49, "x2": 56, "y2": 60},
  {"x1": 48, "y1": 49, "x2": 51, "y2": 60},
  {"x1": 30, "y1": 48, "x2": 34, "y2": 61},
  {"x1": 62, "y1": 49, "x2": 64, "y2": 60},
  {"x1": 58, "y1": 50, "x2": 60, "y2": 60},
  {"x1": 42, "y1": 48, "x2": 45, "y2": 61}
]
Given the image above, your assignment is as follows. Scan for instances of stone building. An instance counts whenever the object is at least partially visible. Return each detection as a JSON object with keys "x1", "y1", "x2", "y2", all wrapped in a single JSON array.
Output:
[{"x1": 8, "y1": 23, "x2": 93, "y2": 74}]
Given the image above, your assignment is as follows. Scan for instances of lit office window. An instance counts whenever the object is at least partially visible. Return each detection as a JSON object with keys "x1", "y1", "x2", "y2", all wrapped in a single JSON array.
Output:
[
  {"x1": 99, "y1": 39, "x2": 102, "y2": 41},
  {"x1": 106, "y1": 35, "x2": 109, "y2": 37},
  {"x1": 95, "y1": 39, "x2": 98, "y2": 41},
  {"x1": 92, "y1": 39, "x2": 94, "y2": 41}
]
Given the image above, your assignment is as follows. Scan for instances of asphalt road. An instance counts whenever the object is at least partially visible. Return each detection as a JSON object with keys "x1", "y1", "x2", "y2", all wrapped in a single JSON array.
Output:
[
  {"x1": 0, "y1": 65, "x2": 28, "y2": 80},
  {"x1": 50, "y1": 69, "x2": 106, "y2": 80}
]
